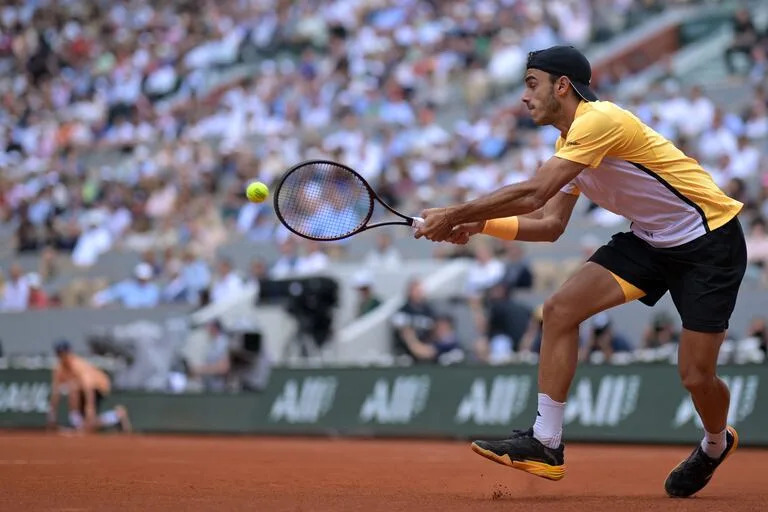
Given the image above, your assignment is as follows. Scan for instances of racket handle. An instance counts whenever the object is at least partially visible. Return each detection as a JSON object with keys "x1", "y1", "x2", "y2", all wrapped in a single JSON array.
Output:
[{"x1": 411, "y1": 216, "x2": 424, "y2": 237}]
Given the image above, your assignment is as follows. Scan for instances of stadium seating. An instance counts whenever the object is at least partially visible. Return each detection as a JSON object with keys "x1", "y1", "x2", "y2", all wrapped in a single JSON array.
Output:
[{"x1": 1, "y1": 1, "x2": 766, "y2": 377}]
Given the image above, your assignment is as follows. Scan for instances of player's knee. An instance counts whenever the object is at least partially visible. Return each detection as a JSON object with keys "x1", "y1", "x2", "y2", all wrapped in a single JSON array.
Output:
[
  {"x1": 542, "y1": 295, "x2": 579, "y2": 328},
  {"x1": 679, "y1": 365, "x2": 715, "y2": 394}
]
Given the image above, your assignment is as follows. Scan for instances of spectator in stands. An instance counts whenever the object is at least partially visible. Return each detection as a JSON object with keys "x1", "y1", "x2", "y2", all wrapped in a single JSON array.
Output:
[
  {"x1": 71, "y1": 212, "x2": 112, "y2": 268},
  {"x1": 579, "y1": 313, "x2": 633, "y2": 364},
  {"x1": 295, "y1": 241, "x2": 330, "y2": 276},
  {"x1": 641, "y1": 311, "x2": 680, "y2": 349},
  {"x1": 179, "y1": 248, "x2": 212, "y2": 305},
  {"x1": 162, "y1": 259, "x2": 188, "y2": 305},
  {"x1": 733, "y1": 316, "x2": 767, "y2": 364},
  {"x1": 26, "y1": 273, "x2": 51, "y2": 310},
  {"x1": 729, "y1": 136, "x2": 761, "y2": 181},
  {"x1": 37, "y1": 246, "x2": 60, "y2": 285},
  {"x1": 744, "y1": 99, "x2": 768, "y2": 140},
  {"x1": 2, "y1": 0, "x2": 763, "y2": 338},
  {"x1": 353, "y1": 271, "x2": 382, "y2": 318},
  {"x1": 724, "y1": 8, "x2": 760, "y2": 75},
  {"x1": 518, "y1": 305, "x2": 545, "y2": 357},
  {"x1": 500, "y1": 241, "x2": 534, "y2": 291},
  {"x1": 209, "y1": 257, "x2": 246, "y2": 305},
  {"x1": 464, "y1": 241, "x2": 505, "y2": 298},
  {"x1": 15, "y1": 205, "x2": 39, "y2": 253},
  {"x1": 746, "y1": 217, "x2": 768, "y2": 283},
  {"x1": 270, "y1": 239, "x2": 301, "y2": 279},
  {"x1": 43, "y1": 216, "x2": 79, "y2": 253},
  {"x1": 139, "y1": 250, "x2": 163, "y2": 278},
  {"x1": 190, "y1": 320, "x2": 232, "y2": 392},
  {"x1": 246, "y1": 258, "x2": 269, "y2": 294},
  {"x1": 1, "y1": 263, "x2": 30, "y2": 312},
  {"x1": 364, "y1": 233, "x2": 402, "y2": 269},
  {"x1": 474, "y1": 282, "x2": 532, "y2": 364},
  {"x1": 391, "y1": 279, "x2": 436, "y2": 359},
  {"x1": 749, "y1": 40, "x2": 768, "y2": 85},
  {"x1": 399, "y1": 313, "x2": 464, "y2": 365},
  {"x1": 91, "y1": 262, "x2": 160, "y2": 309},
  {"x1": 697, "y1": 108, "x2": 738, "y2": 165}
]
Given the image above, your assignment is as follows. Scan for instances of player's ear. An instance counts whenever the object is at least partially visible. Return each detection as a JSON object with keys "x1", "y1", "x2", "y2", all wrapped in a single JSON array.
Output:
[{"x1": 555, "y1": 76, "x2": 570, "y2": 97}]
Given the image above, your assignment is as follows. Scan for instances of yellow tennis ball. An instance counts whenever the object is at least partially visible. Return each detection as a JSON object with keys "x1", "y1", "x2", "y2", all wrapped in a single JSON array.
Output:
[{"x1": 246, "y1": 181, "x2": 269, "y2": 203}]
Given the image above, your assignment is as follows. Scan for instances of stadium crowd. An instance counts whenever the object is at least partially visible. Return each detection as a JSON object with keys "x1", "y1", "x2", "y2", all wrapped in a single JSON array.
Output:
[{"x1": 0, "y1": 1, "x2": 766, "y2": 367}]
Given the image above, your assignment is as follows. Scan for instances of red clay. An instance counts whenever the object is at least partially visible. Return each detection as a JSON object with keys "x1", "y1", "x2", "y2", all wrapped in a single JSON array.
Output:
[{"x1": 0, "y1": 432, "x2": 765, "y2": 511}]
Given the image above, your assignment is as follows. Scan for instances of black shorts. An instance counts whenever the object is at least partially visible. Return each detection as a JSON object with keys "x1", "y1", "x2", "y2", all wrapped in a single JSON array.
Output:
[
  {"x1": 78, "y1": 390, "x2": 105, "y2": 415},
  {"x1": 589, "y1": 216, "x2": 747, "y2": 333}
]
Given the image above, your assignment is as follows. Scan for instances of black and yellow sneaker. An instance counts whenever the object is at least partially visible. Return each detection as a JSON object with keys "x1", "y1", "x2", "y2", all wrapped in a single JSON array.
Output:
[
  {"x1": 664, "y1": 426, "x2": 739, "y2": 498},
  {"x1": 470, "y1": 428, "x2": 565, "y2": 481}
]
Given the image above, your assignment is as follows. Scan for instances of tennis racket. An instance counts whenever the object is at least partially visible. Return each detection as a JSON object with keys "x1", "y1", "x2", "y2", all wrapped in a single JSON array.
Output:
[{"x1": 273, "y1": 159, "x2": 424, "y2": 241}]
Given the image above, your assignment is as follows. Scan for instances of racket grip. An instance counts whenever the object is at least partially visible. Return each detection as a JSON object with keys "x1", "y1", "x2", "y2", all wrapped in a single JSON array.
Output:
[{"x1": 411, "y1": 216, "x2": 424, "y2": 237}]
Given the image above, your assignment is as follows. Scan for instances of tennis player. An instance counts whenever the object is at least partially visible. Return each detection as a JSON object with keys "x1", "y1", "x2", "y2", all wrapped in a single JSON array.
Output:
[
  {"x1": 415, "y1": 45, "x2": 745, "y2": 497},
  {"x1": 48, "y1": 340, "x2": 132, "y2": 433}
]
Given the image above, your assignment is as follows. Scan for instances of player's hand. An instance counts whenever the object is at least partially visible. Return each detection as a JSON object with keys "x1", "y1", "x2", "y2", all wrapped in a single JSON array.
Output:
[
  {"x1": 446, "y1": 221, "x2": 485, "y2": 245},
  {"x1": 414, "y1": 208, "x2": 455, "y2": 242}
]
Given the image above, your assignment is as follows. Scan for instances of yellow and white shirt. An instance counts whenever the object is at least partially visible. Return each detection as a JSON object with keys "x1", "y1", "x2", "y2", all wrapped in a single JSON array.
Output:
[{"x1": 555, "y1": 100, "x2": 742, "y2": 248}]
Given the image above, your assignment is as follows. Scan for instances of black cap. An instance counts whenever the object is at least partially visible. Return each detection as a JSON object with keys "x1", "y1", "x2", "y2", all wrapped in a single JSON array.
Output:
[
  {"x1": 526, "y1": 46, "x2": 598, "y2": 102},
  {"x1": 53, "y1": 339, "x2": 71, "y2": 355}
]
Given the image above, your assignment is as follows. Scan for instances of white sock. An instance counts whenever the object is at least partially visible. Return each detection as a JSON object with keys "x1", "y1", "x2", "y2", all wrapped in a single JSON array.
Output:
[
  {"x1": 99, "y1": 410, "x2": 120, "y2": 427},
  {"x1": 68, "y1": 411, "x2": 84, "y2": 428},
  {"x1": 701, "y1": 428, "x2": 726, "y2": 458},
  {"x1": 532, "y1": 393, "x2": 565, "y2": 449}
]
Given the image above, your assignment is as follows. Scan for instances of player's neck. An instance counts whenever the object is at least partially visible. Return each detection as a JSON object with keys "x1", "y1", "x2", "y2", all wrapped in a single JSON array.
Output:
[{"x1": 553, "y1": 99, "x2": 582, "y2": 138}]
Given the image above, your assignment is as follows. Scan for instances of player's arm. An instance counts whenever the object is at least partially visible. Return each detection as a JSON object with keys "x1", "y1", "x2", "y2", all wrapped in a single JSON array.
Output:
[
  {"x1": 48, "y1": 368, "x2": 62, "y2": 427},
  {"x1": 82, "y1": 385, "x2": 98, "y2": 432},
  {"x1": 416, "y1": 156, "x2": 586, "y2": 242},
  {"x1": 417, "y1": 110, "x2": 622, "y2": 242},
  {"x1": 192, "y1": 356, "x2": 231, "y2": 377},
  {"x1": 446, "y1": 190, "x2": 579, "y2": 244},
  {"x1": 400, "y1": 327, "x2": 437, "y2": 361},
  {"x1": 489, "y1": 190, "x2": 579, "y2": 242}
]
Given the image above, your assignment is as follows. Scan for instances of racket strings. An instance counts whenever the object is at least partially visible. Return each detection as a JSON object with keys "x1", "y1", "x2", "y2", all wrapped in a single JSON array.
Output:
[{"x1": 276, "y1": 162, "x2": 373, "y2": 240}]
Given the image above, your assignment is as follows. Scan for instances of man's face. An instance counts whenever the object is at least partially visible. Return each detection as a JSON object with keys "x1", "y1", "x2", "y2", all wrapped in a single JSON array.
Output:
[
  {"x1": 409, "y1": 282, "x2": 424, "y2": 303},
  {"x1": 57, "y1": 352, "x2": 72, "y2": 367},
  {"x1": 521, "y1": 69, "x2": 562, "y2": 126}
]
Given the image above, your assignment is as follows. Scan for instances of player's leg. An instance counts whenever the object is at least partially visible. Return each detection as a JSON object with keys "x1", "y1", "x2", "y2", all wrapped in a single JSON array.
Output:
[
  {"x1": 471, "y1": 262, "x2": 634, "y2": 480},
  {"x1": 96, "y1": 405, "x2": 132, "y2": 433},
  {"x1": 90, "y1": 391, "x2": 132, "y2": 433},
  {"x1": 535, "y1": 262, "x2": 629, "y2": 437},
  {"x1": 663, "y1": 217, "x2": 746, "y2": 497},
  {"x1": 471, "y1": 231, "x2": 666, "y2": 480},
  {"x1": 665, "y1": 330, "x2": 740, "y2": 498},
  {"x1": 67, "y1": 389, "x2": 85, "y2": 430},
  {"x1": 677, "y1": 329, "x2": 730, "y2": 448}
]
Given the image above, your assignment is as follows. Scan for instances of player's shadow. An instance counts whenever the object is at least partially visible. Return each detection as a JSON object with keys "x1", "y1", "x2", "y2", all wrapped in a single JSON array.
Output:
[{"x1": 477, "y1": 493, "x2": 734, "y2": 503}]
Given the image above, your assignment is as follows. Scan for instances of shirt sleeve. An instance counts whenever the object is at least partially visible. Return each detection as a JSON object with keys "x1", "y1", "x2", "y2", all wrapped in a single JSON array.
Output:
[{"x1": 555, "y1": 111, "x2": 624, "y2": 168}]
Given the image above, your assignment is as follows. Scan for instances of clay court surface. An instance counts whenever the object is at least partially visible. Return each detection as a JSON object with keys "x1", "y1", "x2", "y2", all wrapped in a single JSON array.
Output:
[{"x1": 0, "y1": 432, "x2": 765, "y2": 512}]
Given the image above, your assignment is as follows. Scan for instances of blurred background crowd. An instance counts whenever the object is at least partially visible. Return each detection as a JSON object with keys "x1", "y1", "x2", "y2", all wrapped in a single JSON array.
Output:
[{"x1": 0, "y1": 0, "x2": 767, "y2": 387}]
